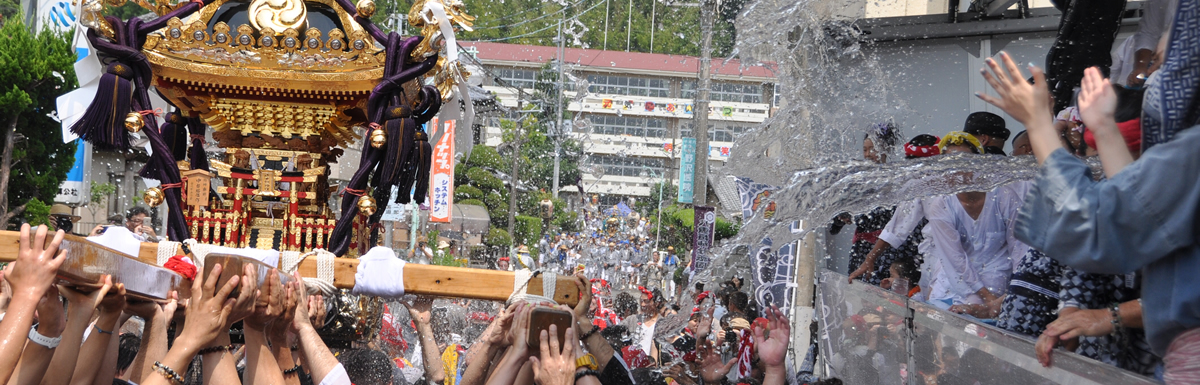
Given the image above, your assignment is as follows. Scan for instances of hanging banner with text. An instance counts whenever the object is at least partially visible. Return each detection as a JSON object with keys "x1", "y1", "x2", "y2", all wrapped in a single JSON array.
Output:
[
  {"x1": 678, "y1": 138, "x2": 696, "y2": 204},
  {"x1": 430, "y1": 119, "x2": 455, "y2": 223},
  {"x1": 690, "y1": 205, "x2": 715, "y2": 273}
]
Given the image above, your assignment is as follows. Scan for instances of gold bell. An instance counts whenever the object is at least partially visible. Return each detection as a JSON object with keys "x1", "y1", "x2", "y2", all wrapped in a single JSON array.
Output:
[
  {"x1": 369, "y1": 128, "x2": 387, "y2": 149},
  {"x1": 125, "y1": 112, "x2": 145, "y2": 133},
  {"x1": 143, "y1": 187, "x2": 165, "y2": 207},
  {"x1": 355, "y1": 0, "x2": 376, "y2": 18},
  {"x1": 357, "y1": 195, "x2": 377, "y2": 216}
]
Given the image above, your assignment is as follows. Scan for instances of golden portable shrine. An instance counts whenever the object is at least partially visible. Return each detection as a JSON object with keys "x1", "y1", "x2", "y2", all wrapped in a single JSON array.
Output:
[
  {"x1": 42, "y1": 0, "x2": 580, "y2": 342},
  {"x1": 69, "y1": 0, "x2": 478, "y2": 255}
]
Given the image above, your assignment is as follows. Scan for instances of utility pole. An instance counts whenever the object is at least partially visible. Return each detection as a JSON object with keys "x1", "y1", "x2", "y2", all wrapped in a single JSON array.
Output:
[
  {"x1": 552, "y1": 8, "x2": 567, "y2": 199},
  {"x1": 650, "y1": 0, "x2": 656, "y2": 53},
  {"x1": 603, "y1": 0, "x2": 610, "y2": 50},
  {"x1": 693, "y1": 0, "x2": 715, "y2": 206},
  {"x1": 626, "y1": 0, "x2": 633, "y2": 51},
  {"x1": 507, "y1": 101, "x2": 525, "y2": 250}
]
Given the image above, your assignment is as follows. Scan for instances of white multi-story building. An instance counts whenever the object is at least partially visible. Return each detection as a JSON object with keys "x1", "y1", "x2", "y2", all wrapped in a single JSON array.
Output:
[{"x1": 461, "y1": 42, "x2": 777, "y2": 206}]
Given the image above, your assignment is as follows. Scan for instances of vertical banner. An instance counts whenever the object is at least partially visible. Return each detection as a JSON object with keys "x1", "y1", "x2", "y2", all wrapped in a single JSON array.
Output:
[
  {"x1": 750, "y1": 237, "x2": 798, "y2": 310},
  {"x1": 690, "y1": 205, "x2": 715, "y2": 273},
  {"x1": 678, "y1": 138, "x2": 696, "y2": 204},
  {"x1": 430, "y1": 120, "x2": 455, "y2": 223},
  {"x1": 54, "y1": 140, "x2": 89, "y2": 204}
]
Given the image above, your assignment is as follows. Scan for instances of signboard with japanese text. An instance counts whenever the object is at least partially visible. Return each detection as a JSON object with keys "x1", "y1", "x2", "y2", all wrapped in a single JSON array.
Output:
[
  {"x1": 54, "y1": 140, "x2": 89, "y2": 204},
  {"x1": 678, "y1": 138, "x2": 696, "y2": 204},
  {"x1": 430, "y1": 119, "x2": 455, "y2": 223},
  {"x1": 380, "y1": 186, "x2": 410, "y2": 222},
  {"x1": 690, "y1": 205, "x2": 715, "y2": 273}
]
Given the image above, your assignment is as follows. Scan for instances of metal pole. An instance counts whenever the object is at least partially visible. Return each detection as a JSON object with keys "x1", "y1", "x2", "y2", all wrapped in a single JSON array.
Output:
[
  {"x1": 650, "y1": 0, "x2": 656, "y2": 53},
  {"x1": 552, "y1": 10, "x2": 566, "y2": 199},
  {"x1": 654, "y1": 171, "x2": 663, "y2": 250},
  {"x1": 626, "y1": 0, "x2": 633, "y2": 51},
  {"x1": 384, "y1": 220, "x2": 394, "y2": 249},
  {"x1": 507, "y1": 101, "x2": 525, "y2": 251},
  {"x1": 603, "y1": 0, "x2": 610, "y2": 51},
  {"x1": 693, "y1": 0, "x2": 715, "y2": 206}
]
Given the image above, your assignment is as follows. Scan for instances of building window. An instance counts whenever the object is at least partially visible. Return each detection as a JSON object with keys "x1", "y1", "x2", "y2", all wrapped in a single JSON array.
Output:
[
  {"x1": 588, "y1": 115, "x2": 667, "y2": 138},
  {"x1": 495, "y1": 68, "x2": 537, "y2": 89},
  {"x1": 586, "y1": 75, "x2": 669, "y2": 97},
  {"x1": 586, "y1": 154, "x2": 665, "y2": 177},
  {"x1": 682, "y1": 81, "x2": 764, "y2": 104},
  {"x1": 680, "y1": 122, "x2": 752, "y2": 143}
]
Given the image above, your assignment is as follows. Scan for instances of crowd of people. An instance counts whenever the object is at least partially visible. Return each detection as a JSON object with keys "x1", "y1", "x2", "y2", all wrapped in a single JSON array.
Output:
[
  {"x1": 834, "y1": 0, "x2": 1199, "y2": 380},
  {"x1": 0, "y1": 223, "x2": 838, "y2": 385},
  {"x1": 1, "y1": 0, "x2": 1197, "y2": 383}
]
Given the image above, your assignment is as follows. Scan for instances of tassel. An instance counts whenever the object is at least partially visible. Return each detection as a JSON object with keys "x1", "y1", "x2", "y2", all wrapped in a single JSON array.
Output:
[
  {"x1": 70, "y1": 63, "x2": 134, "y2": 150},
  {"x1": 395, "y1": 125, "x2": 421, "y2": 204},
  {"x1": 186, "y1": 117, "x2": 209, "y2": 170},
  {"x1": 412, "y1": 129, "x2": 433, "y2": 203},
  {"x1": 161, "y1": 111, "x2": 188, "y2": 161}
]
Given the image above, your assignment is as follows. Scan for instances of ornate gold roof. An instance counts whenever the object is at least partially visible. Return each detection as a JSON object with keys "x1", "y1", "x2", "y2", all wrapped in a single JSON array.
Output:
[{"x1": 143, "y1": 0, "x2": 383, "y2": 144}]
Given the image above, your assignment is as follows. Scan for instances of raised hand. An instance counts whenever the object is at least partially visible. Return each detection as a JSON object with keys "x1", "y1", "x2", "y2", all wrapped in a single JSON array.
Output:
[
  {"x1": 268, "y1": 281, "x2": 299, "y2": 343},
  {"x1": 698, "y1": 345, "x2": 736, "y2": 385},
  {"x1": 34, "y1": 286, "x2": 65, "y2": 337},
  {"x1": 59, "y1": 275, "x2": 114, "y2": 314},
  {"x1": 245, "y1": 270, "x2": 284, "y2": 331},
  {"x1": 529, "y1": 325, "x2": 577, "y2": 385},
  {"x1": 482, "y1": 303, "x2": 517, "y2": 348},
  {"x1": 405, "y1": 295, "x2": 434, "y2": 325},
  {"x1": 178, "y1": 263, "x2": 241, "y2": 348},
  {"x1": 224, "y1": 264, "x2": 259, "y2": 328},
  {"x1": 755, "y1": 306, "x2": 791, "y2": 369},
  {"x1": 572, "y1": 273, "x2": 595, "y2": 334},
  {"x1": 976, "y1": 52, "x2": 1052, "y2": 126},
  {"x1": 9, "y1": 224, "x2": 68, "y2": 298},
  {"x1": 1078, "y1": 67, "x2": 1118, "y2": 132},
  {"x1": 694, "y1": 305, "x2": 715, "y2": 341},
  {"x1": 976, "y1": 52, "x2": 1060, "y2": 164}
]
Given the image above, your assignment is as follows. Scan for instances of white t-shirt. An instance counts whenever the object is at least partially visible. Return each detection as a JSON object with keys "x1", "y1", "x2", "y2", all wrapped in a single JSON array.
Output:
[
  {"x1": 318, "y1": 363, "x2": 351, "y2": 385},
  {"x1": 921, "y1": 186, "x2": 1025, "y2": 305}
]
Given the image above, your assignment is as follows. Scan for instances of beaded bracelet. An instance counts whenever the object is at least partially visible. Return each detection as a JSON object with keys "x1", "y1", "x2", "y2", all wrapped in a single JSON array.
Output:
[
  {"x1": 283, "y1": 365, "x2": 303, "y2": 376},
  {"x1": 579, "y1": 325, "x2": 600, "y2": 341},
  {"x1": 1109, "y1": 302, "x2": 1122, "y2": 335},
  {"x1": 93, "y1": 324, "x2": 114, "y2": 335},
  {"x1": 199, "y1": 344, "x2": 234, "y2": 355},
  {"x1": 153, "y1": 361, "x2": 185, "y2": 385}
]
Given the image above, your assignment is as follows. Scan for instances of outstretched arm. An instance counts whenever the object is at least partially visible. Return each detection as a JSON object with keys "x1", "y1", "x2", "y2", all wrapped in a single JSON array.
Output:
[{"x1": 0, "y1": 225, "x2": 69, "y2": 384}]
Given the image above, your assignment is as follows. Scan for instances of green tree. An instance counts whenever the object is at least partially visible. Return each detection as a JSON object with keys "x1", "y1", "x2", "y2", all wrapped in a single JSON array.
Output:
[
  {"x1": 0, "y1": 21, "x2": 78, "y2": 227},
  {"x1": 455, "y1": 0, "x2": 744, "y2": 57}
]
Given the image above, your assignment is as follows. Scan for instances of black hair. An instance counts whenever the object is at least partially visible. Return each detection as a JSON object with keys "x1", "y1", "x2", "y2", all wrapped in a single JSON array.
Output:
[
  {"x1": 117, "y1": 334, "x2": 141, "y2": 373},
  {"x1": 614, "y1": 292, "x2": 639, "y2": 316},
  {"x1": 126, "y1": 206, "x2": 150, "y2": 221},
  {"x1": 865, "y1": 121, "x2": 900, "y2": 148},
  {"x1": 728, "y1": 291, "x2": 749, "y2": 313},
  {"x1": 1113, "y1": 85, "x2": 1145, "y2": 123},
  {"x1": 983, "y1": 146, "x2": 1006, "y2": 155},
  {"x1": 338, "y1": 349, "x2": 394, "y2": 385},
  {"x1": 1013, "y1": 130, "x2": 1028, "y2": 143},
  {"x1": 890, "y1": 258, "x2": 920, "y2": 284},
  {"x1": 601, "y1": 325, "x2": 632, "y2": 348}
]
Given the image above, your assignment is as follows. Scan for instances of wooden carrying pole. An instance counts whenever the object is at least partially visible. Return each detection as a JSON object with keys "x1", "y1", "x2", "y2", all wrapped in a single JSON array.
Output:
[{"x1": 0, "y1": 230, "x2": 580, "y2": 306}]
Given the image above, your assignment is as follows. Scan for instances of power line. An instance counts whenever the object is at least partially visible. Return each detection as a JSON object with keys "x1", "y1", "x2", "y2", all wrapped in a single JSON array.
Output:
[
  {"x1": 475, "y1": 0, "x2": 606, "y2": 42},
  {"x1": 471, "y1": 0, "x2": 590, "y2": 31}
]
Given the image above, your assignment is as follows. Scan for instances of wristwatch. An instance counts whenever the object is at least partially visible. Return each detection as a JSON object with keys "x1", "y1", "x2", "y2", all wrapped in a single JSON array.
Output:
[{"x1": 575, "y1": 353, "x2": 599, "y2": 371}]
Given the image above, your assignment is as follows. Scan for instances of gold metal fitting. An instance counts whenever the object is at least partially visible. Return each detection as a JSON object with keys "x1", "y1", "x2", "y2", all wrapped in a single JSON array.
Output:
[{"x1": 125, "y1": 112, "x2": 145, "y2": 133}]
